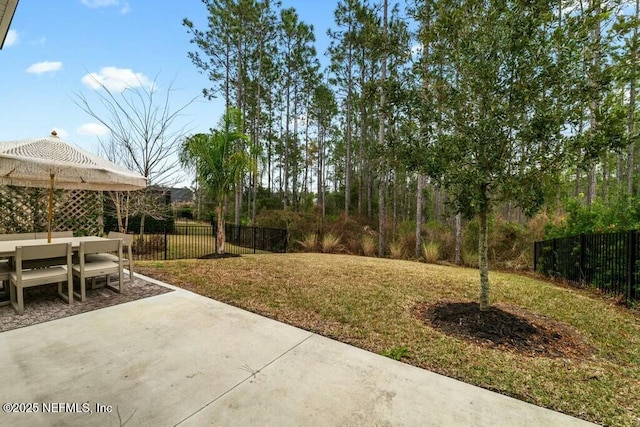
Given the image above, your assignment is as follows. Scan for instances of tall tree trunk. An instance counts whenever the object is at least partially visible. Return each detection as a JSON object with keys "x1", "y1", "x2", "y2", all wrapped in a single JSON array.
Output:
[
  {"x1": 478, "y1": 190, "x2": 490, "y2": 311},
  {"x1": 284, "y1": 72, "x2": 291, "y2": 209},
  {"x1": 358, "y1": 55, "x2": 367, "y2": 217},
  {"x1": 628, "y1": 0, "x2": 638, "y2": 196},
  {"x1": 415, "y1": 173, "x2": 425, "y2": 258},
  {"x1": 587, "y1": 0, "x2": 601, "y2": 207},
  {"x1": 292, "y1": 86, "x2": 299, "y2": 211},
  {"x1": 378, "y1": 0, "x2": 388, "y2": 257},
  {"x1": 345, "y1": 79, "x2": 353, "y2": 218}
]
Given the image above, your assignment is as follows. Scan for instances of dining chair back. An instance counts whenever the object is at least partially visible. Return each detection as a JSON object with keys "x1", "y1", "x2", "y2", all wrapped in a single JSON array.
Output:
[
  {"x1": 73, "y1": 239, "x2": 123, "y2": 302},
  {"x1": 10, "y1": 242, "x2": 73, "y2": 315},
  {"x1": 87, "y1": 232, "x2": 135, "y2": 283},
  {"x1": 0, "y1": 233, "x2": 36, "y2": 241},
  {"x1": 35, "y1": 231, "x2": 74, "y2": 239}
]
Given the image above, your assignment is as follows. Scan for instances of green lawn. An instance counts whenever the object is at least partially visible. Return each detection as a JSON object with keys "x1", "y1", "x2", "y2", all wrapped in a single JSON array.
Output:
[{"x1": 136, "y1": 253, "x2": 640, "y2": 426}]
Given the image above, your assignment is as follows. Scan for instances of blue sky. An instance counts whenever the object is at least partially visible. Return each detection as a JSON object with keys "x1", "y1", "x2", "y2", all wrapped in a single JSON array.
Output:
[{"x1": 0, "y1": 0, "x2": 338, "y2": 183}]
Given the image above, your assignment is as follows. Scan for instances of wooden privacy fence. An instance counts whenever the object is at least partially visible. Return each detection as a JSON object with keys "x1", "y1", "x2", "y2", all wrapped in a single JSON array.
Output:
[{"x1": 534, "y1": 231, "x2": 640, "y2": 301}]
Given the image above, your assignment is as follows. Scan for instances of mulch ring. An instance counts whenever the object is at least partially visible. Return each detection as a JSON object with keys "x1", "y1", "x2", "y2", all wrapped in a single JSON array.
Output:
[
  {"x1": 0, "y1": 276, "x2": 172, "y2": 333},
  {"x1": 198, "y1": 253, "x2": 241, "y2": 259},
  {"x1": 413, "y1": 300, "x2": 594, "y2": 359}
]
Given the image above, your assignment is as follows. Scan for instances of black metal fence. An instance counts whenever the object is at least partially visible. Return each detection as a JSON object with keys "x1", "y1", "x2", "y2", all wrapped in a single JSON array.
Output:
[
  {"x1": 122, "y1": 222, "x2": 288, "y2": 261},
  {"x1": 534, "y1": 231, "x2": 639, "y2": 301}
]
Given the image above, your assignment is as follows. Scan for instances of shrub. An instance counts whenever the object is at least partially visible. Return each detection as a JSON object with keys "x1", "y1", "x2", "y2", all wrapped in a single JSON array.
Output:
[
  {"x1": 132, "y1": 234, "x2": 165, "y2": 255},
  {"x1": 422, "y1": 241, "x2": 440, "y2": 263},
  {"x1": 320, "y1": 233, "x2": 343, "y2": 253},
  {"x1": 255, "y1": 210, "x2": 318, "y2": 244},
  {"x1": 361, "y1": 235, "x2": 377, "y2": 257}
]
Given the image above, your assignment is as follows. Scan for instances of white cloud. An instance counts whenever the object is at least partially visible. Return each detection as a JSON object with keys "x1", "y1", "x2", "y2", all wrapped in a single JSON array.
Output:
[
  {"x1": 25, "y1": 61, "x2": 63, "y2": 74},
  {"x1": 77, "y1": 123, "x2": 109, "y2": 137},
  {"x1": 81, "y1": 0, "x2": 129, "y2": 13},
  {"x1": 80, "y1": 0, "x2": 119, "y2": 8},
  {"x1": 4, "y1": 30, "x2": 19, "y2": 47},
  {"x1": 81, "y1": 66, "x2": 153, "y2": 92},
  {"x1": 30, "y1": 36, "x2": 47, "y2": 45}
]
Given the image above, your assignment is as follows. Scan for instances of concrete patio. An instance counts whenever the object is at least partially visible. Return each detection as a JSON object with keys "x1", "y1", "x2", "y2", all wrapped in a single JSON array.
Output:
[{"x1": 0, "y1": 275, "x2": 596, "y2": 426}]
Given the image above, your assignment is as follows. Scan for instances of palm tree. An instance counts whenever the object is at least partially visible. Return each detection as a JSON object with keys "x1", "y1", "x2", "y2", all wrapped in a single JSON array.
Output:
[{"x1": 180, "y1": 109, "x2": 253, "y2": 254}]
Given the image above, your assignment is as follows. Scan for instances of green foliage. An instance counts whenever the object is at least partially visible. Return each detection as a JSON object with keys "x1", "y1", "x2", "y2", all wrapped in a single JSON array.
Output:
[
  {"x1": 546, "y1": 196, "x2": 640, "y2": 238},
  {"x1": 381, "y1": 346, "x2": 409, "y2": 361},
  {"x1": 180, "y1": 109, "x2": 254, "y2": 207}
]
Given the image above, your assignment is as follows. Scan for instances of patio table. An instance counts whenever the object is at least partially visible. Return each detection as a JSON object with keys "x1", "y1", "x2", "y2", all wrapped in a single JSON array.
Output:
[
  {"x1": 0, "y1": 236, "x2": 107, "y2": 259},
  {"x1": 0, "y1": 236, "x2": 108, "y2": 306}
]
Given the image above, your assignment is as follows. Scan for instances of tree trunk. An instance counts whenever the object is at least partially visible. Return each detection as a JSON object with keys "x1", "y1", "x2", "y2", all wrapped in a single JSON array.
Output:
[
  {"x1": 345, "y1": 44, "x2": 353, "y2": 219},
  {"x1": 378, "y1": 0, "x2": 388, "y2": 257},
  {"x1": 454, "y1": 213, "x2": 462, "y2": 265},
  {"x1": 139, "y1": 213, "x2": 146, "y2": 241},
  {"x1": 628, "y1": 0, "x2": 638, "y2": 196},
  {"x1": 415, "y1": 173, "x2": 425, "y2": 258},
  {"x1": 216, "y1": 202, "x2": 225, "y2": 254},
  {"x1": 478, "y1": 204, "x2": 490, "y2": 311}
]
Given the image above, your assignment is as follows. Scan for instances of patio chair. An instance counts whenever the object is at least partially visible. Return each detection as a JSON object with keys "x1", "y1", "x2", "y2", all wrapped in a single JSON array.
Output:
[
  {"x1": 87, "y1": 232, "x2": 135, "y2": 283},
  {"x1": 9, "y1": 242, "x2": 73, "y2": 315},
  {"x1": 72, "y1": 239, "x2": 123, "y2": 302}
]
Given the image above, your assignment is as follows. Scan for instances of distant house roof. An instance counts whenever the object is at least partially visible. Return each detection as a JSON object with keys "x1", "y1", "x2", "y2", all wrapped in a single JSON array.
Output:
[
  {"x1": 171, "y1": 187, "x2": 193, "y2": 204},
  {"x1": 0, "y1": 0, "x2": 19, "y2": 50}
]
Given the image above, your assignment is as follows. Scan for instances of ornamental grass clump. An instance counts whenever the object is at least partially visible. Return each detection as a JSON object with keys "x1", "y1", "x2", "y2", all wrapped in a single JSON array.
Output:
[
  {"x1": 422, "y1": 241, "x2": 440, "y2": 263},
  {"x1": 361, "y1": 235, "x2": 377, "y2": 257},
  {"x1": 389, "y1": 241, "x2": 406, "y2": 259},
  {"x1": 320, "y1": 233, "x2": 343, "y2": 253},
  {"x1": 297, "y1": 233, "x2": 318, "y2": 252}
]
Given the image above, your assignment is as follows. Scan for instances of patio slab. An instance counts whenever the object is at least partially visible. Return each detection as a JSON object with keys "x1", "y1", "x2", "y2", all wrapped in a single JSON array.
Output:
[{"x1": 0, "y1": 276, "x2": 596, "y2": 426}]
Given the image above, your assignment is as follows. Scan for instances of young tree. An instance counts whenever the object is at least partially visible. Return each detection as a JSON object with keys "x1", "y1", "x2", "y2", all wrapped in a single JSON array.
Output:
[
  {"x1": 74, "y1": 75, "x2": 195, "y2": 236},
  {"x1": 180, "y1": 109, "x2": 254, "y2": 254},
  {"x1": 424, "y1": 0, "x2": 577, "y2": 310}
]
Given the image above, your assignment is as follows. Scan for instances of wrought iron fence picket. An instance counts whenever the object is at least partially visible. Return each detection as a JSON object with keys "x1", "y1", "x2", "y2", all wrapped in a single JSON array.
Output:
[
  {"x1": 535, "y1": 230, "x2": 638, "y2": 301},
  {"x1": 116, "y1": 222, "x2": 287, "y2": 261}
]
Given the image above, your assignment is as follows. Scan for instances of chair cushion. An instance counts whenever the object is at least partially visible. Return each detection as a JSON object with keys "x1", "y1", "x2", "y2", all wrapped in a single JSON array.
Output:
[
  {"x1": 86, "y1": 253, "x2": 129, "y2": 265},
  {"x1": 10, "y1": 267, "x2": 68, "y2": 287},
  {"x1": 72, "y1": 260, "x2": 120, "y2": 277}
]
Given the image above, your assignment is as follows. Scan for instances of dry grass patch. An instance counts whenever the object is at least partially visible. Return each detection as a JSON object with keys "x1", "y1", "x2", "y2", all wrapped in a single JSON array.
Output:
[{"x1": 137, "y1": 254, "x2": 640, "y2": 426}]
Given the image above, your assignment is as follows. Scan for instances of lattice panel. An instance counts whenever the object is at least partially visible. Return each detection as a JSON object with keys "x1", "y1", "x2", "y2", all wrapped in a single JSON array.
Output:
[{"x1": 0, "y1": 186, "x2": 103, "y2": 235}]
